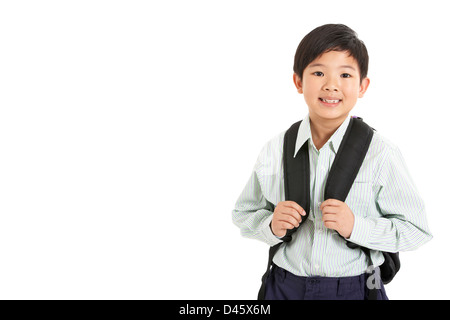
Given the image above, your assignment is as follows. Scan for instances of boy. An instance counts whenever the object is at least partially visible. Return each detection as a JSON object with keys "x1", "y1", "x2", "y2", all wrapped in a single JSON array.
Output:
[{"x1": 232, "y1": 24, "x2": 432, "y2": 300}]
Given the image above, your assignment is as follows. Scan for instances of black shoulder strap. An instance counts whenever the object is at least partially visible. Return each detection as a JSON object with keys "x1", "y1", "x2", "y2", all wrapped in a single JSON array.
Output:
[
  {"x1": 281, "y1": 120, "x2": 310, "y2": 241},
  {"x1": 257, "y1": 120, "x2": 309, "y2": 300},
  {"x1": 324, "y1": 117, "x2": 374, "y2": 201}
]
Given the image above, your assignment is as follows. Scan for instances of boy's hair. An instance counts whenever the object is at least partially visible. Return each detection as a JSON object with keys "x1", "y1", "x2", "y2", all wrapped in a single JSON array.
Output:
[{"x1": 293, "y1": 24, "x2": 369, "y2": 83}]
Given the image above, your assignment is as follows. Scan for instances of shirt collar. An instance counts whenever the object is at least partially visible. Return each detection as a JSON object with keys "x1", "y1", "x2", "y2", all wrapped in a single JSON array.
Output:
[
  {"x1": 328, "y1": 115, "x2": 351, "y2": 153},
  {"x1": 294, "y1": 115, "x2": 351, "y2": 157},
  {"x1": 294, "y1": 115, "x2": 312, "y2": 157}
]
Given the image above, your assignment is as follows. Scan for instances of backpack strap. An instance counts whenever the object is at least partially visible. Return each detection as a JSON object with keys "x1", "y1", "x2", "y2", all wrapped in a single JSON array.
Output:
[
  {"x1": 324, "y1": 117, "x2": 377, "y2": 298},
  {"x1": 257, "y1": 120, "x2": 309, "y2": 300},
  {"x1": 282, "y1": 120, "x2": 311, "y2": 241},
  {"x1": 324, "y1": 117, "x2": 374, "y2": 201}
]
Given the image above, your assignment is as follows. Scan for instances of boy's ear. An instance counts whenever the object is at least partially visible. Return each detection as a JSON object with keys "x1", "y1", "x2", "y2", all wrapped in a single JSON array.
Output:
[
  {"x1": 358, "y1": 77, "x2": 370, "y2": 98},
  {"x1": 293, "y1": 73, "x2": 303, "y2": 94}
]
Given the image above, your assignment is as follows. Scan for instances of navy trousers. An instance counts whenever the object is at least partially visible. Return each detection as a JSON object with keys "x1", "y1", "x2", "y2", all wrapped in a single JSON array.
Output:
[{"x1": 264, "y1": 264, "x2": 388, "y2": 300}]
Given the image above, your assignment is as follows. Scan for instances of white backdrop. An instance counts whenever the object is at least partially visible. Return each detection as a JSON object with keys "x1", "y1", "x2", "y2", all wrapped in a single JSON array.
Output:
[{"x1": 0, "y1": 0, "x2": 448, "y2": 300}]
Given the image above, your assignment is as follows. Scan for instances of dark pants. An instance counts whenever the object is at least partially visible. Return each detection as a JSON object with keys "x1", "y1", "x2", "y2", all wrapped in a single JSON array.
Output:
[{"x1": 264, "y1": 264, "x2": 388, "y2": 300}]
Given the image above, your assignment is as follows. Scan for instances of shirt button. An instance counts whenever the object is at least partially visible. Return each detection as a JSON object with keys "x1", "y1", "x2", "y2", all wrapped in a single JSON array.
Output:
[{"x1": 315, "y1": 264, "x2": 320, "y2": 270}]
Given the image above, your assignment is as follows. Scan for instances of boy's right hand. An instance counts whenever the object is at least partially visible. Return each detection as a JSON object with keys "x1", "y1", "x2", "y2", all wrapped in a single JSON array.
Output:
[{"x1": 271, "y1": 201, "x2": 306, "y2": 238}]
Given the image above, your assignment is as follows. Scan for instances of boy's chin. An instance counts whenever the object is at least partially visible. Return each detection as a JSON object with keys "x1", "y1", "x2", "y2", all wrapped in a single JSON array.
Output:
[{"x1": 309, "y1": 109, "x2": 352, "y2": 122}]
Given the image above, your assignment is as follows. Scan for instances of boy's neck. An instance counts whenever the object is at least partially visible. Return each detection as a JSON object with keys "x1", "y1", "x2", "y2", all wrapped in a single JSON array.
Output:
[{"x1": 309, "y1": 115, "x2": 347, "y2": 150}]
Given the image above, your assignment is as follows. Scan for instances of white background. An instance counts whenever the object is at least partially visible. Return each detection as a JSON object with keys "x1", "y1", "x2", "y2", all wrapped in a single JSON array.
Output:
[{"x1": 0, "y1": 0, "x2": 448, "y2": 300}]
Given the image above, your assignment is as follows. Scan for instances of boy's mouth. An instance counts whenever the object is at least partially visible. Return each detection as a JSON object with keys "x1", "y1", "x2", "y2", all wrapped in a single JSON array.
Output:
[
  {"x1": 319, "y1": 98, "x2": 341, "y2": 104},
  {"x1": 319, "y1": 97, "x2": 342, "y2": 107}
]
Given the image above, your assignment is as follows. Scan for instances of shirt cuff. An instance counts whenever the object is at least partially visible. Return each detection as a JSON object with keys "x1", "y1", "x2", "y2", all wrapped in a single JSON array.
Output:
[
  {"x1": 261, "y1": 214, "x2": 283, "y2": 246},
  {"x1": 348, "y1": 214, "x2": 375, "y2": 247}
]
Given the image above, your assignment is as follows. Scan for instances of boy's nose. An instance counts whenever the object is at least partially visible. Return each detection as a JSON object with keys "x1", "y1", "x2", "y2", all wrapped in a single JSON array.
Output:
[
  {"x1": 325, "y1": 85, "x2": 339, "y2": 92},
  {"x1": 322, "y1": 78, "x2": 339, "y2": 92}
]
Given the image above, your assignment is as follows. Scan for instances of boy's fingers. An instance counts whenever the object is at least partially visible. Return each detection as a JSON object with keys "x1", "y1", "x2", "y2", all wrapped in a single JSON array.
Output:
[
  {"x1": 323, "y1": 220, "x2": 338, "y2": 231},
  {"x1": 277, "y1": 213, "x2": 300, "y2": 227},
  {"x1": 274, "y1": 216, "x2": 298, "y2": 231},
  {"x1": 320, "y1": 199, "x2": 342, "y2": 210},
  {"x1": 280, "y1": 221, "x2": 296, "y2": 231},
  {"x1": 284, "y1": 201, "x2": 306, "y2": 216},
  {"x1": 322, "y1": 212, "x2": 337, "y2": 222},
  {"x1": 321, "y1": 205, "x2": 338, "y2": 215},
  {"x1": 286, "y1": 213, "x2": 301, "y2": 226},
  {"x1": 282, "y1": 208, "x2": 302, "y2": 223}
]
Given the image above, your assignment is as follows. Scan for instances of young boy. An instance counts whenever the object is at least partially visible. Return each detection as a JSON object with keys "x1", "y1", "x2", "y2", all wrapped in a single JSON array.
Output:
[{"x1": 232, "y1": 24, "x2": 432, "y2": 300}]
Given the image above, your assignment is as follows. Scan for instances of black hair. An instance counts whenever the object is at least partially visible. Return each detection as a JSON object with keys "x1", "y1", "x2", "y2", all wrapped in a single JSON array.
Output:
[{"x1": 293, "y1": 24, "x2": 369, "y2": 83}]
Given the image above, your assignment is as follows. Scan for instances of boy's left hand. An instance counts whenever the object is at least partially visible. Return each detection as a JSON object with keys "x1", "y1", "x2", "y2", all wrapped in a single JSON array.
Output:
[{"x1": 320, "y1": 199, "x2": 354, "y2": 239}]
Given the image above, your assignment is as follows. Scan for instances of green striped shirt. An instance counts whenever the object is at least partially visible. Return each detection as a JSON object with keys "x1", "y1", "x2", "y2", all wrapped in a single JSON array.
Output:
[{"x1": 232, "y1": 115, "x2": 432, "y2": 277}]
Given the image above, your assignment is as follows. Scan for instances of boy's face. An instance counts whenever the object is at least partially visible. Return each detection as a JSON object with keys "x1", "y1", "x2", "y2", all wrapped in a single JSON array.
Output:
[{"x1": 293, "y1": 50, "x2": 370, "y2": 125}]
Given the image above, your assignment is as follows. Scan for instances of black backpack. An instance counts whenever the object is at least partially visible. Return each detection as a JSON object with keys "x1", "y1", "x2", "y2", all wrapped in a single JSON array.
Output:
[{"x1": 257, "y1": 117, "x2": 400, "y2": 300}]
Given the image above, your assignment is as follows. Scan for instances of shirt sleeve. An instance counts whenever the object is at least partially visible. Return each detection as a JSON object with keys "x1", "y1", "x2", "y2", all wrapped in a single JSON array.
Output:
[
  {"x1": 349, "y1": 144, "x2": 433, "y2": 252},
  {"x1": 232, "y1": 160, "x2": 282, "y2": 247}
]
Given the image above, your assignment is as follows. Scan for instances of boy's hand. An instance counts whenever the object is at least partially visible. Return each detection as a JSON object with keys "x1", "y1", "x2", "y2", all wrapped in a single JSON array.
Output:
[
  {"x1": 320, "y1": 199, "x2": 354, "y2": 239},
  {"x1": 271, "y1": 201, "x2": 306, "y2": 238}
]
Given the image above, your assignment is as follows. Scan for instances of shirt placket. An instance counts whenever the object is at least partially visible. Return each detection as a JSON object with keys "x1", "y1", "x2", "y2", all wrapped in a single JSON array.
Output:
[{"x1": 310, "y1": 144, "x2": 330, "y2": 275}]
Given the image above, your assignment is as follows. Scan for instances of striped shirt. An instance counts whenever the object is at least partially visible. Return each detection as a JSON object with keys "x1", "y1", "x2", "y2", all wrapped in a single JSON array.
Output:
[{"x1": 232, "y1": 115, "x2": 432, "y2": 277}]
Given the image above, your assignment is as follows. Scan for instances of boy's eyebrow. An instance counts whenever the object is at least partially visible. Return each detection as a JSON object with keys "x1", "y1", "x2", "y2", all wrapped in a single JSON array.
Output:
[
  {"x1": 308, "y1": 63, "x2": 356, "y2": 71},
  {"x1": 340, "y1": 65, "x2": 357, "y2": 70},
  {"x1": 308, "y1": 63, "x2": 326, "y2": 69}
]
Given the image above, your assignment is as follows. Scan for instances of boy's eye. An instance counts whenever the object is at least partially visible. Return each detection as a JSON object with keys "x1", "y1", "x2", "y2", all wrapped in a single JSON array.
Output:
[
  {"x1": 313, "y1": 71, "x2": 324, "y2": 77},
  {"x1": 341, "y1": 73, "x2": 351, "y2": 78}
]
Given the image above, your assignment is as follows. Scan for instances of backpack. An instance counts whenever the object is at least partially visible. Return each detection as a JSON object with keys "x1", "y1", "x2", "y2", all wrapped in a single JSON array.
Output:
[{"x1": 257, "y1": 117, "x2": 400, "y2": 300}]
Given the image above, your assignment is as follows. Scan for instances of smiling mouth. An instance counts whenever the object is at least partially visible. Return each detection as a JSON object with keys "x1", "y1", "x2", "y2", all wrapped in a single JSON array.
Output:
[{"x1": 319, "y1": 98, "x2": 341, "y2": 104}]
